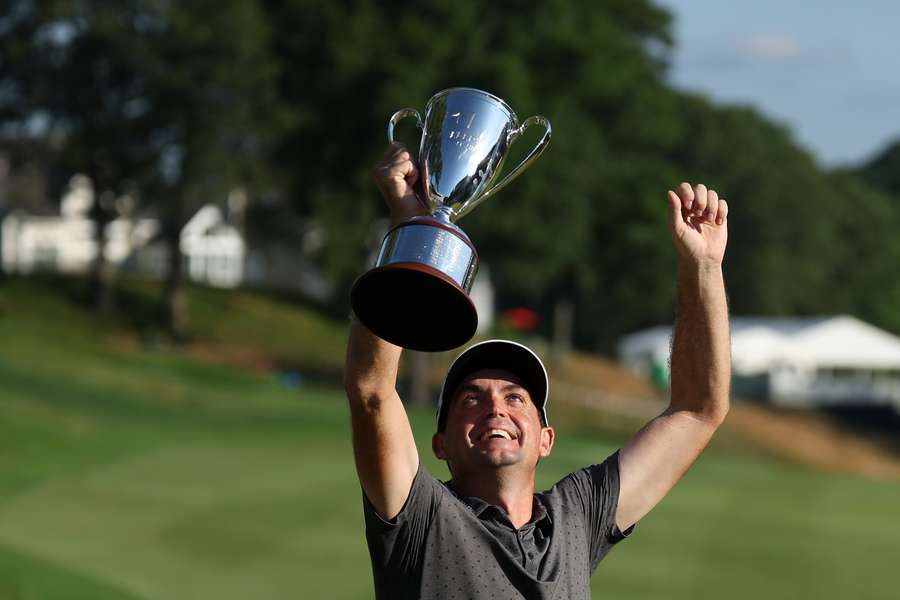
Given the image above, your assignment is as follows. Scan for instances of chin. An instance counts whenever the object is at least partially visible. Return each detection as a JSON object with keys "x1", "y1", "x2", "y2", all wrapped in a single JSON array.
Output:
[{"x1": 476, "y1": 450, "x2": 524, "y2": 469}]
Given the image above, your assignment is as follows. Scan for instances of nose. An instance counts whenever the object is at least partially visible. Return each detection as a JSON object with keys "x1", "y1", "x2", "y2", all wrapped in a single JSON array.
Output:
[{"x1": 486, "y1": 393, "x2": 508, "y2": 418}]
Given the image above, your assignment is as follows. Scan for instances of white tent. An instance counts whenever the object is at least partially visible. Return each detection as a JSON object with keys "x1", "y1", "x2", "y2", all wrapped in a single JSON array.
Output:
[
  {"x1": 787, "y1": 316, "x2": 900, "y2": 369},
  {"x1": 618, "y1": 316, "x2": 900, "y2": 409}
]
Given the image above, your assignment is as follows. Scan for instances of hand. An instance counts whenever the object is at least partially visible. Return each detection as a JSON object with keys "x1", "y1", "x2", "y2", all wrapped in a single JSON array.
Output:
[
  {"x1": 666, "y1": 183, "x2": 728, "y2": 268},
  {"x1": 373, "y1": 142, "x2": 428, "y2": 224}
]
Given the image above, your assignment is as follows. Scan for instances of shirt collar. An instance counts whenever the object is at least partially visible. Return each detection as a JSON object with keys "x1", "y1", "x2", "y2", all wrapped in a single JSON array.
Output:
[{"x1": 446, "y1": 481, "x2": 551, "y2": 527}]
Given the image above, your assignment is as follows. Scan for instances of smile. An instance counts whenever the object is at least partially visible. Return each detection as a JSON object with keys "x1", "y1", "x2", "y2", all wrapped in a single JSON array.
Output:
[{"x1": 478, "y1": 429, "x2": 516, "y2": 441}]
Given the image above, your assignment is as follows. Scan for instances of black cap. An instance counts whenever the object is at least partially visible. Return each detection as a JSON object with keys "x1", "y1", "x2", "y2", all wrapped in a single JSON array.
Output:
[{"x1": 436, "y1": 339, "x2": 549, "y2": 432}]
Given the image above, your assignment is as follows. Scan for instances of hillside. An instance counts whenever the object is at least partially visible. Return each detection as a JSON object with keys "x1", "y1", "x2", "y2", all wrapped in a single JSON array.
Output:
[
  {"x1": 4, "y1": 274, "x2": 897, "y2": 480},
  {"x1": 0, "y1": 278, "x2": 898, "y2": 598}
]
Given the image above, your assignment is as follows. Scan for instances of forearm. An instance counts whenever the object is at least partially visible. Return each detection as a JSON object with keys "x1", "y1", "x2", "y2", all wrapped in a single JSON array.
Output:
[
  {"x1": 342, "y1": 144, "x2": 425, "y2": 519},
  {"x1": 343, "y1": 315, "x2": 420, "y2": 518},
  {"x1": 616, "y1": 183, "x2": 730, "y2": 529},
  {"x1": 344, "y1": 316, "x2": 403, "y2": 410},
  {"x1": 668, "y1": 259, "x2": 731, "y2": 423}
]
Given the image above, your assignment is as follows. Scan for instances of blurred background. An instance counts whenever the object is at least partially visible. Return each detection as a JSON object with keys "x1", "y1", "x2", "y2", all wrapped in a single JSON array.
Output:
[{"x1": 1, "y1": 1, "x2": 899, "y2": 598}]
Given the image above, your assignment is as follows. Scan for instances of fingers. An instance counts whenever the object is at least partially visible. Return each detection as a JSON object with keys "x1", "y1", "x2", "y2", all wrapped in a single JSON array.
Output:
[
  {"x1": 380, "y1": 143, "x2": 418, "y2": 180},
  {"x1": 374, "y1": 143, "x2": 419, "y2": 194},
  {"x1": 667, "y1": 190, "x2": 685, "y2": 229},
  {"x1": 692, "y1": 183, "x2": 708, "y2": 216},
  {"x1": 380, "y1": 141, "x2": 406, "y2": 163},
  {"x1": 676, "y1": 182, "x2": 694, "y2": 210},
  {"x1": 706, "y1": 188, "x2": 718, "y2": 223},
  {"x1": 673, "y1": 182, "x2": 727, "y2": 225},
  {"x1": 716, "y1": 199, "x2": 728, "y2": 225}
]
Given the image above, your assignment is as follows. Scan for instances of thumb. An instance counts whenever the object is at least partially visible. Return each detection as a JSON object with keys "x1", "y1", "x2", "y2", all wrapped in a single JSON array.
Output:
[
  {"x1": 405, "y1": 160, "x2": 420, "y2": 188},
  {"x1": 666, "y1": 190, "x2": 685, "y2": 231}
]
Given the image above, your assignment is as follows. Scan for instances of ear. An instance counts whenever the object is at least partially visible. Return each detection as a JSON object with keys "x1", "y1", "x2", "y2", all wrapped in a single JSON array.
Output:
[
  {"x1": 432, "y1": 432, "x2": 447, "y2": 461},
  {"x1": 538, "y1": 426, "x2": 555, "y2": 458}
]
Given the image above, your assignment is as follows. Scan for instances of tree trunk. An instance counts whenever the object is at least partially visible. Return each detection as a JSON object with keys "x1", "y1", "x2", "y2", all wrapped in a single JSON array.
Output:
[
  {"x1": 86, "y1": 171, "x2": 115, "y2": 318},
  {"x1": 408, "y1": 350, "x2": 431, "y2": 407},
  {"x1": 552, "y1": 297, "x2": 574, "y2": 360},
  {"x1": 89, "y1": 206, "x2": 115, "y2": 317},
  {"x1": 163, "y1": 216, "x2": 188, "y2": 341}
]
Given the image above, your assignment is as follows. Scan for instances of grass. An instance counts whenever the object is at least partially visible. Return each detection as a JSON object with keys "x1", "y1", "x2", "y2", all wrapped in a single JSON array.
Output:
[{"x1": 0, "y1": 277, "x2": 898, "y2": 598}]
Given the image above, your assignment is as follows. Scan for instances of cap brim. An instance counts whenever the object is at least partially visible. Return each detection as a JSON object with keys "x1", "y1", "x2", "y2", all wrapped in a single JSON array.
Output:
[{"x1": 437, "y1": 340, "x2": 549, "y2": 431}]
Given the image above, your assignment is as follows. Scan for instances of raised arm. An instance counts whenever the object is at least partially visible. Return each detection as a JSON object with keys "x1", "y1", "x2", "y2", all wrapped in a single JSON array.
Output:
[
  {"x1": 344, "y1": 143, "x2": 428, "y2": 520},
  {"x1": 615, "y1": 182, "x2": 731, "y2": 530}
]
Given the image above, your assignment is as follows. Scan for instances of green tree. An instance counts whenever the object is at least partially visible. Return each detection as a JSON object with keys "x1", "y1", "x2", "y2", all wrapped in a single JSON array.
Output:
[
  {"x1": 128, "y1": 0, "x2": 284, "y2": 337},
  {"x1": 856, "y1": 140, "x2": 900, "y2": 196},
  {"x1": 849, "y1": 142, "x2": 900, "y2": 331},
  {"x1": 2, "y1": 0, "x2": 285, "y2": 336},
  {"x1": 267, "y1": 0, "x2": 675, "y2": 339},
  {"x1": 665, "y1": 96, "x2": 843, "y2": 316},
  {"x1": 46, "y1": 2, "x2": 159, "y2": 315},
  {"x1": 11, "y1": 0, "x2": 896, "y2": 349}
]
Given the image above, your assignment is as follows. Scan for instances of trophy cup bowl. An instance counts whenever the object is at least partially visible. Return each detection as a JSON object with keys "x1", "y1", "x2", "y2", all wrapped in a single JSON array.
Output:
[{"x1": 351, "y1": 88, "x2": 551, "y2": 351}]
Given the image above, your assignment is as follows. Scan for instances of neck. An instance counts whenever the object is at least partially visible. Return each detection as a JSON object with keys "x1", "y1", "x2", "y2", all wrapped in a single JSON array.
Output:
[{"x1": 451, "y1": 469, "x2": 536, "y2": 528}]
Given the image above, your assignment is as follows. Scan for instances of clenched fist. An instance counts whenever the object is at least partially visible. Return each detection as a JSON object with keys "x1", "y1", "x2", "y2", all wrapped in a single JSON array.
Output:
[
  {"x1": 666, "y1": 182, "x2": 729, "y2": 268},
  {"x1": 373, "y1": 142, "x2": 428, "y2": 225}
]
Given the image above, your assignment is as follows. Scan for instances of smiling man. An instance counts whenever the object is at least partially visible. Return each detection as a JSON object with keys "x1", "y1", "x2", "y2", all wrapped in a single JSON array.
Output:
[{"x1": 344, "y1": 143, "x2": 731, "y2": 599}]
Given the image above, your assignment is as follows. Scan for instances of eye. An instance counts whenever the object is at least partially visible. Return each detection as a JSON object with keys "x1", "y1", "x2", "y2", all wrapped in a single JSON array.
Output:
[
  {"x1": 462, "y1": 395, "x2": 479, "y2": 407},
  {"x1": 507, "y1": 393, "x2": 525, "y2": 404}
]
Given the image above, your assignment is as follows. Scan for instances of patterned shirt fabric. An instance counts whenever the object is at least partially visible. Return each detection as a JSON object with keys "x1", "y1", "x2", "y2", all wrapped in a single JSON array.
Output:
[{"x1": 363, "y1": 451, "x2": 632, "y2": 599}]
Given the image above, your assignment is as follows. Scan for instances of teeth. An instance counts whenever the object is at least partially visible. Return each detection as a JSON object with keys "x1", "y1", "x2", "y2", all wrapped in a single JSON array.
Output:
[{"x1": 481, "y1": 429, "x2": 512, "y2": 441}]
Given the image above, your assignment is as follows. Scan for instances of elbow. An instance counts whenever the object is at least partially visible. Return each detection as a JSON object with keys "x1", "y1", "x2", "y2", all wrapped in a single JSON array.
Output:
[
  {"x1": 344, "y1": 375, "x2": 388, "y2": 413},
  {"x1": 669, "y1": 389, "x2": 730, "y2": 428},
  {"x1": 700, "y1": 394, "x2": 730, "y2": 427},
  {"x1": 707, "y1": 402, "x2": 730, "y2": 428},
  {"x1": 343, "y1": 374, "x2": 369, "y2": 405}
]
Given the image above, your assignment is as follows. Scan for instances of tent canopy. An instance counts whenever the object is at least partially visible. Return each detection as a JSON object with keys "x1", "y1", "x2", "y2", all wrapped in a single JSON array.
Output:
[{"x1": 619, "y1": 316, "x2": 900, "y2": 375}]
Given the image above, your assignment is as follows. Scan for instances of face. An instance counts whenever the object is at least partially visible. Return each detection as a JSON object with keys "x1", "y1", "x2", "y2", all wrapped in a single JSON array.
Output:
[{"x1": 432, "y1": 369, "x2": 554, "y2": 479}]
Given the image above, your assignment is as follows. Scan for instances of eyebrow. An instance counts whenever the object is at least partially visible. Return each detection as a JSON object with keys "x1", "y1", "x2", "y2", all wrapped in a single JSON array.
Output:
[
  {"x1": 458, "y1": 382, "x2": 528, "y2": 395},
  {"x1": 459, "y1": 383, "x2": 485, "y2": 395},
  {"x1": 501, "y1": 383, "x2": 527, "y2": 393}
]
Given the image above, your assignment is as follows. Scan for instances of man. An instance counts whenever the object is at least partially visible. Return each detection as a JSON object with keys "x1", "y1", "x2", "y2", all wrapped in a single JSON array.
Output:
[{"x1": 345, "y1": 142, "x2": 731, "y2": 599}]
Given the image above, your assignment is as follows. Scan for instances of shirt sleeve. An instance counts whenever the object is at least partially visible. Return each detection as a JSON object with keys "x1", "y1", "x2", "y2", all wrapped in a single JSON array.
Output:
[
  {"x1": 362, "y1": 463, "x2": 444, "y2": 577},
  {"x1": 550, "y1": 450, "x2": 634, "y2": 572}
]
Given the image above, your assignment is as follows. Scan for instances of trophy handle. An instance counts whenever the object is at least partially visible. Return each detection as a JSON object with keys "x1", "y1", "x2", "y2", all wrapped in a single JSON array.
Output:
[
  {"x1": 388, "y1": 108, "x2": 424, "y2": 143},
  {"x1": 459, "y1": 115, "x2": 552, "y2": 217}
]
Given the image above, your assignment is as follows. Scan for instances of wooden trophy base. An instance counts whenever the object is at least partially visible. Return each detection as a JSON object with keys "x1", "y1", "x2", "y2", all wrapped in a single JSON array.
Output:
[
  {"x1": 350, "y1": 216, "x2": 479, "y2": 352},
  {"x1": 351, "y1": 262, "x2": 477, "y2": 352}
]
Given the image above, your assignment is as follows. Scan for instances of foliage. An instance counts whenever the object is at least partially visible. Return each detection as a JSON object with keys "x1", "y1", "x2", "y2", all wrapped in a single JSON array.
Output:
[
  {"x1": 3, "y1": 0, "x2": 900, "y2": 343},
  {"x1": 264, "y1": 0, "x2": 900, "y2": 345},
  {"x1": 1, "y1": 0, "x2": 286, "y2": 332},
  {"x1": 849, "y1": 143, "x2": 900, "y2": 332},
  {"x1": 856, "y1": 140, "x2": 900, "y2": 196},
  {"x1": 266, "y1": 0, "x2": 678, "y2": 334}
]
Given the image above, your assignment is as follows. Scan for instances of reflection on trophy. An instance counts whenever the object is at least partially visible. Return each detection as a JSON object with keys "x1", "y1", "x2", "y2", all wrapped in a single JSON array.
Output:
[{"x1": 351, "y1": 88, "x2": 552, "y2": 351}]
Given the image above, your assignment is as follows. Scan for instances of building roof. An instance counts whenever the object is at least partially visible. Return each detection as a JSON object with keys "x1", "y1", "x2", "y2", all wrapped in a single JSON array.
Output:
[{"x1": 619, "y1": 315, "x2": 900, "y2": 374}]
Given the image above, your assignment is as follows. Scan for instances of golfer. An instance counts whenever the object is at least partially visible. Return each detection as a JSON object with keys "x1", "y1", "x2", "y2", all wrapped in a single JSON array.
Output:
[{"x1": 345, "y1": 142, "x2": 731, "y2": 599}]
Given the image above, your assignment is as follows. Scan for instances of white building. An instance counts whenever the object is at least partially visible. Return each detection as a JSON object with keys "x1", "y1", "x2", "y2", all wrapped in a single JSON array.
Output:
[
  {"x1": 618, "y1": 316, "x2": 900, "y2": 411},
  {"x1": 1, "y1": 174, "x2": 244, "y2": 289},
  {"x1": 179, "y1": 204, "x2": 244, "y2": 288},
  {"x1": 2, "y1": 175, "x2": 99, "y2": 273}
]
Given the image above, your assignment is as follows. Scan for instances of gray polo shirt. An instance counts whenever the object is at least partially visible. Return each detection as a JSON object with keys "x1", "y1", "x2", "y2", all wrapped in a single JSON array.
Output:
[{"x1": 363, "y1": 451, "x2": 631, "y2": 599}]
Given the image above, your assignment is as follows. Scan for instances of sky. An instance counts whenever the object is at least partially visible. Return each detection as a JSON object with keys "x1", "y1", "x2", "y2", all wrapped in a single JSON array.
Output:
[{"x1": 658, "y1": 0, "x2": 900, "y2": 167}]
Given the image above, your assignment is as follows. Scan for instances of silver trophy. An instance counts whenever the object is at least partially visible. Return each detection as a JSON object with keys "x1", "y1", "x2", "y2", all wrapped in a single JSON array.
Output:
[{"x1": 351, "y1": 87, "x2": 551, "y2": 351}]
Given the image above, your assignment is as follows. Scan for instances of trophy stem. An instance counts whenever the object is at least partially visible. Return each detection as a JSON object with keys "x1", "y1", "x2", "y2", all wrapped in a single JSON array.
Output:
[{"x1": 434, "y1": 206, "x2": 453, "y2": 223}]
